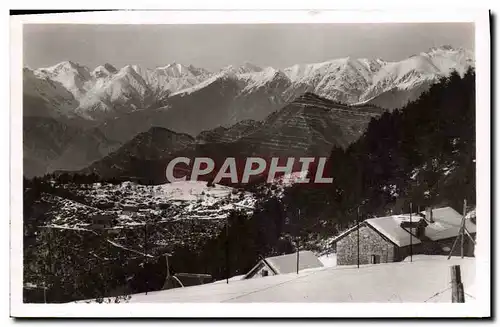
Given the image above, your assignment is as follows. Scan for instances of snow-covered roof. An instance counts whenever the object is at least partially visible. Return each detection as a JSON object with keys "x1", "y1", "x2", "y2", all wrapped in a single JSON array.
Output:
[
  {"x1": 330, "y1": 223, "x2": 362, "y2": 244},
  {"x1": 366, "y1": 214, "x2": 423, "y2": 247},
  {"x1": 331, "y1": 215, "x2": 424, "y2": 247},
  {"x1": 245, "y1": 251, "x2": 324, "y2": 278},
  {"x1": 265, "y1": 251, "x2": 324, "y2": 274},
  {"x1": 367, "y1": 206, "x2": 476, "y2": 246},
  {"x1": 420, "y1": 207, "x2": 476, "y2": 241}
]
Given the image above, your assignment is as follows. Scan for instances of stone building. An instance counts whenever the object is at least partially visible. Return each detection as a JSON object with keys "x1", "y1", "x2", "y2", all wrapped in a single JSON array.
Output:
[{"x1": 333, "y1": 206, "x2": 476, "y2": 266}]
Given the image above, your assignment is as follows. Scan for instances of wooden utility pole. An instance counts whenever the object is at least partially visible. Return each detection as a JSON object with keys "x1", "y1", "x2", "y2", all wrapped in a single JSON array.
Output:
[
  {"x1": 144, "y1": 218, "x2": 148, "y2": 295},
  {"x1": 45, "y1": 228, "x2": 53, "y2": 303},
  {"x1": 226, "y1": 213, "x2": 229, "y2": 284},
  {"x1": 165, "y1": 254, "x2": 170, "y2": 279},
  {"x1": 102, "y1": 232, "x2": 107, "y2": 299},
  {"x1": 43, "y1": 283, "x2": 47, "y2": 304},
  {"x1": 296, "y1": 242, "x2": 299, "y2": 274},
  {"x1": 296, "y1": 208, "x2": 300, "y2": 274},
  {"x1": 357, "y1": 206, "x2": 360, "y2": 269},
  {"x1": 42, "y1": 231, "x2": 48, "y2": 303},
  {"x1": 450, "y1": 265, "x2": 465, "y2": 303},
  {"x1": 448, "y1": 199, "x2": 472, "y2": 260},
  {"x1": 461, "y1": 199, "x2": 467, "y2": 258},
  {"x1": 410, "y1": 202, "x2": 413, "y2": 263},
  {"x1": 165, "y1": 253, "x2": 171, "y2": 288}
]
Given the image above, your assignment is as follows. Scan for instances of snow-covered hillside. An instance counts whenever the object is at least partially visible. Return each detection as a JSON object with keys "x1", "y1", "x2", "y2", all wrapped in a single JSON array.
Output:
[
  {"x1": 284, "y1": 57, "x2": 384, "y2": 103},
  {"x1": 221, "y1": 62, "x2": 264, "y2": 74},
  {"x1": 282, "y1": 46, "x2": 473, "y2": 108},
  {"x1": 23, "y1": 67, "x2": 79, "y2": 117},
  {"x1": 357, "y1": 46, "x2": 474, "y2": 108},
  {"x1": 134, "y1": 63, "x2": 211, "y2": 95},
  {"x1": 83, "y1": 255, "x2": 475, "y2": 303},
  {"x1": 35, "y1": 61, "x2": 94, "y2": 100}
]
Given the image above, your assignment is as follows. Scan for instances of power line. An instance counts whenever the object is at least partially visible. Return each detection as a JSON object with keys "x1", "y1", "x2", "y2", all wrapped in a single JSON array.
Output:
[{"x1": 424, "y1": 286, "x2": 452, "y2": 302}]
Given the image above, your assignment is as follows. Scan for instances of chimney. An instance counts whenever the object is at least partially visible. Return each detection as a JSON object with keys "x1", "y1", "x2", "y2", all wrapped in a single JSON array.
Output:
[{"x1": 426, "y1": 207, "x2": 434, "y2": 223}]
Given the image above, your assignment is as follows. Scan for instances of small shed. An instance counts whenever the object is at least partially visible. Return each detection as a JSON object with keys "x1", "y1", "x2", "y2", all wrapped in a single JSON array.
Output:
[
  {"x1": 244, "y1": 251, "x2": 324, "y2": 279},
  {"x1": 174, "y1": 273, "x2": 213, "y2": 287}
]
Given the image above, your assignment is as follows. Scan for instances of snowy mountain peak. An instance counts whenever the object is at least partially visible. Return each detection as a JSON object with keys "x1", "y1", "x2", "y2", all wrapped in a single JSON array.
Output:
[
  {"x1": 155, "y1": 62, "x2": 210, "y2": 79},
  {"x1": 252, "y1": 67, "x2": 289, "y2": 83},
  {"x1": 120, "y1": 65, "x2": 138, "y2": 74},
  {"x1": 46, "y1": 60, "x2": 81, "y2": 70},
  {"x1": 157, "y1": 62, "x2": 184, "y2": 75},
  {"x1": 103, "y1": 63, "x2": 117, "y2": 72},
  {"x1": 220, "y1": 63, "x2": 263, "y2": 75},
  {"x1": 34, "y1": 61, "x2": 93, "y2": 100},
  {"x1": 220, "y1": 65, "x2": 236, "y2": 72},
  {"x1": 357, "y1": 46, "x2": 474, "y2": 108},
  {"x1": 239, "y1": 62, "x2": 264, "y2": 73},
  {"x1": 428, "y1": 45, "x2": 456, "y2": 52},
  {"x1": 92, "y1": 63, "x2": 118, "y2": 78},
  {"x1": 37, "y1": 61, "x2": 92, "y2": 81},
  {"x1": 238, "y1": 66, "x2": 291, "y2": 93},
  {"x1": 170, "y1": 73, "x2": 223, "y2": 97},
  {"x1": 23, "y1": 66, "x2": 34, "y2": 74},
  {"x1": 217, "y1": 67, "x2": 238, "y2": 78},
  {"x1": 423, "y1": 46, "x2": 474, "y2": 61}
]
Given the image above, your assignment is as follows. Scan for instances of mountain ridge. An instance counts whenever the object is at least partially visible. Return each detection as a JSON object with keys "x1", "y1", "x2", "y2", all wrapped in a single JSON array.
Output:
[
  {"x1": 23, "y1": 46, "x2": 474, "y2": 177},
  {"x1": 82, "y1": 92, "x2": 382, "y2": 183},
  {"x1": 24, "y1": 46, "x2": 473, "y2": 122}
]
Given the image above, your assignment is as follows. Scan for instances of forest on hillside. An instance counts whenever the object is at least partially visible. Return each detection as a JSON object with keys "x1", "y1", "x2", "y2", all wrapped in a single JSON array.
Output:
[{"x1": 282, "y1": 68, "x2": 476, "y2": 236}]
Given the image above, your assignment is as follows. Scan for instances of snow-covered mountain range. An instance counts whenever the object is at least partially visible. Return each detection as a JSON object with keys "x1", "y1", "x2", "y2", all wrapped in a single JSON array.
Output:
[
  {"x1": 26, "y1": 61, "x2": 211, "y2": 120},
  {"x1": 24, "y1": 46, "x2": 474, "y2": 122},
  {"x1": 22, "y1": 46, "x2": 474, "y2": 177}
]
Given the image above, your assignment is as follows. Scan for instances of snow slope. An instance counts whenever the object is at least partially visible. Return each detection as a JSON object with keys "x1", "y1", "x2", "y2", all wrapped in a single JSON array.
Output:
[
  {"x1": 284, "y1": 57, "x2": 383, "y2": 103},
  {"x1": 318, "y1": 253, "x2": 337, "y2": 267},
  {"x1": 87, "y1": 255, "x2": 475, "y2": 303},
  {"x1": 357, "y1": 46, "x2": 474, "y2": 108},
  {"x1": 23, "y1": 67, "x2": 79, "y2": 117},
  {"x1": 35, "y1": 61, "x2": 94, "y2": 100}
]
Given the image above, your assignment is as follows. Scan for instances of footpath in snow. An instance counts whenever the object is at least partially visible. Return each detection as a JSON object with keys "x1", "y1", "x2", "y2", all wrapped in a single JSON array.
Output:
[{"x1": 105, "y1": 255, "x2": 475, "y2": 303}]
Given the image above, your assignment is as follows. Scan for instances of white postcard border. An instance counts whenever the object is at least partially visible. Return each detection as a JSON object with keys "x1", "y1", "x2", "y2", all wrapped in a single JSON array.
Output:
[{"x1": 9, "y1": 9, "x2": 491, "y2": 318}]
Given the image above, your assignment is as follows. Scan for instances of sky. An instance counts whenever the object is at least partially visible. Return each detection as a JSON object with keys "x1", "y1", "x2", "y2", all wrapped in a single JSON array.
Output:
[{"x1": 23, "y1": 23, "x2": 474, "y2": 71}]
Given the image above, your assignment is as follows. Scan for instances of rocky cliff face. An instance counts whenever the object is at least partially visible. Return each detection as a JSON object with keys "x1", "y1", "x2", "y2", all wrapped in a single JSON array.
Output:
[{"x1": 83, "y1": 93, "x2": 382, "y2": 183}]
